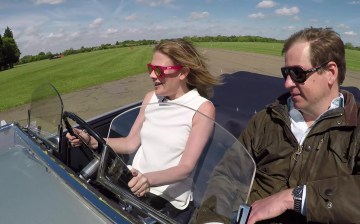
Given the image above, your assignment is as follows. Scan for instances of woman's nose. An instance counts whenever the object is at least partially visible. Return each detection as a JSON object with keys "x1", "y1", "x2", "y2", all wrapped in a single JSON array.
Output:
[{"x1": 148, "y1": 70, "x2": 156, "y2": 78}]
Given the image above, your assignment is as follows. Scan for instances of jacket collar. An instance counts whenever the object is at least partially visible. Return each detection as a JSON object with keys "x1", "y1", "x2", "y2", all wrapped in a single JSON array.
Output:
[
  {"x1": 340, "y1": 89, "x2": 358, "y2": 126},
  {"x1": 268, "y1": 90, "x2": 359, "y2": 127}
]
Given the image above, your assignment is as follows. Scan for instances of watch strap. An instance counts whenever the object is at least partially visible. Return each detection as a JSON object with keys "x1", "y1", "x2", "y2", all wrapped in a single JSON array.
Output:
[{"x1": 292, "y1": 185, "x2": 303, "y2": 213}]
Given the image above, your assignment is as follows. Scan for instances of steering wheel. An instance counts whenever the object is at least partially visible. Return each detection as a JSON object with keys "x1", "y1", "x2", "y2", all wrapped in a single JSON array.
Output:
[
  {"x1": 63, "y1": 111, "x2": 106, "y2": 150},
  {"x1": 63, "y1": 111, "x2": 105, "y2": 180}
]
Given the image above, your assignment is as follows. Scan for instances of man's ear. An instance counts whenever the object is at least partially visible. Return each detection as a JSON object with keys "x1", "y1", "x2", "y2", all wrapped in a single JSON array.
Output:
[
  {"x1": 327, "y1": 61, "x2": 338, "y2": 86},
  {"x1": 179, "y1": 67, "x2": 190, "y2": 80}
]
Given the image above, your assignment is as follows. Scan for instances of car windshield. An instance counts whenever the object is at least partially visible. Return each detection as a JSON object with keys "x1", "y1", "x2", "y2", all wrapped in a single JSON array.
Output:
[
  {"x1": 0, "y1": 124, "x2": 111, "y2": 223},
  {"x1": 97, "y1": 102, "x2": 256, "y2": 223},
  {"x1": 27, "y1": 83, "x2": 63, "y2": 151}
]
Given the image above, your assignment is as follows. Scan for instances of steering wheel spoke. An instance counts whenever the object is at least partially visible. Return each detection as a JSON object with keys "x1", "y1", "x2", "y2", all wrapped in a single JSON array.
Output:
[{"x1": 63, "y1": 111, "x2": 105, "y2": 180}]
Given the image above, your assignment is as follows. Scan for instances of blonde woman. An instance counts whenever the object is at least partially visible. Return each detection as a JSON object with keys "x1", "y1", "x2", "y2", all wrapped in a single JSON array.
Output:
[{"x1": 68, "y1": 39, "x2": 221, "y2": 222}]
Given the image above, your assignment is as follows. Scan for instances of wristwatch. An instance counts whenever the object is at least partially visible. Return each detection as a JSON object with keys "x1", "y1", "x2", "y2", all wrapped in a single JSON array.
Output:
[{"x1": 292, "y1": 185, "x2": 303, "y2": 213}]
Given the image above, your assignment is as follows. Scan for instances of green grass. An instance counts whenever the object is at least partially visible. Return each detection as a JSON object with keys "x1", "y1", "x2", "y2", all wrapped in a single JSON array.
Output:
[
  {"x1": 0, "y1": 45, "x2": 153, "y2": 111},
  {"x1": 0, "y1": 42, "x2": 359, "y2": 112},
  {"x1": 196, "y1": 42, "x2": 360, "y2": 71},
  {"x1": 196, "y1": 42, "x2": 284, "y2": 56},
  {"x1": 345, "y1": 49, "x2": 360, "y2": 72}
]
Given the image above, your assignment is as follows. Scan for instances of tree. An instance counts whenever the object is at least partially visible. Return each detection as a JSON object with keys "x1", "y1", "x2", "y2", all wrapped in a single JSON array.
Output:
[
  {"x1": 2, "y1": 27, "x2": 21, "y2": 68},
  {"x1": 345, "y1": 42, "x2": 354, "y2": 49},
  {"x1": 4, "y1": 26, "x2": 14, "y2": 38},
  {"x1": 0, "y1": 34, "x2": 3, "y2": 70}
]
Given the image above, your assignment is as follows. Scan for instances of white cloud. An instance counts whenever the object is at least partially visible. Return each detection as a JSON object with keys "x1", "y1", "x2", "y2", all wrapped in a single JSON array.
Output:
[
  {"x1": 257, "y1": 0, "x2": 277, "y2": 8},
  {"x1": 48, "y1": 32, "x2": 64, "y2": 39},
  {"x1": 136, "y1": 0, "x2": 174, "y2": 7},
  {"x1": 69, "y1": 31, "x2": 80, "y2": 39},
  {"x1": 282, "y1": 26, "x2": 297, "y2": 31},
  {"x1": 106, "y1": 28, "x2": 118, "y2": 35},
  {"x1": 189, "y1": 12, "x2": 210, "y2": 20},
  {"x1": 248, "y1": 12, "x2": 265, "y2": 19},
  {"x1": 338, "y1": 24, "x2": 350, "y2": 29},
  {"x1": 344, "y1": 31, "x2": 357, "y2": 36},
  {"x1": 275, "y1": 6, "x2": 300, "y2": 16},
  {"x1": 32, "y1": 0, "x2": 64, "y2": 5},
  {"x1": 152, "y1": 25, "x2": 169, "y2": 31},
  {"x1": 89, "y1": 18, "x2": 104, "y2": 28},
  {"x1": 293, "y1": 15, "x2": 300, "y2": 20},
  {"x1": 24, "y1": 26, "x2": 39, "y2": 35},
  {"x1": 349, "y1": 1, "x2": 360, "y2": 4},
  {"x1": 125, "y1": 14, "x2": 138, "y2": 21}
]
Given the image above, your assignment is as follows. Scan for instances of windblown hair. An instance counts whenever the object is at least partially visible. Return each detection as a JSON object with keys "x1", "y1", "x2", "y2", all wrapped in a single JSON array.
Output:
[
  {"x1": 153, "y1": 38, "x2": 221, "y2": 98},
  {"x1": 282, "y1": 27, "x2": 346, "y2": 85}
]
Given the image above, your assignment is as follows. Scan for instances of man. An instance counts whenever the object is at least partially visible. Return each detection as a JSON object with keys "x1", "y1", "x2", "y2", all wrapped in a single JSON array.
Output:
[{"x1": 196, "y1": 27, "x2": 360, "y2": 223}]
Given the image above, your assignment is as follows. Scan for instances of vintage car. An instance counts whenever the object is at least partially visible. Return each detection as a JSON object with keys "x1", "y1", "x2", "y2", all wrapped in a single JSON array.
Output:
[{"x1": 1, "y1": 71, "x2": 359, "y2": 223}]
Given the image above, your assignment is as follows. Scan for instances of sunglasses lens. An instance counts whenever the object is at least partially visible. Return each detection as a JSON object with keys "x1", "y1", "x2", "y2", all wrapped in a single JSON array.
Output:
[
  {"x1": 282, "y1": 67, "x2": 306, "y2": 83},
  {"x1": 154, "y1": 67, "x2": 163, "y2": 77},
  {"x1": 290, "y1": 67, "x2": 306, "y2": 83},
  {"x1": 147, "y1": 65, "x2": 162, "y2": 77},
  {"x1": 147, "y1": 65, "x2": 152, "y2": 74}
]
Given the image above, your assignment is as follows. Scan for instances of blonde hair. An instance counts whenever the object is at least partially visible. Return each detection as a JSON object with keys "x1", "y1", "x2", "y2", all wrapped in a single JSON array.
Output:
[{"x1": 153, "y1": 39, "x2": 221, "y2": 98}]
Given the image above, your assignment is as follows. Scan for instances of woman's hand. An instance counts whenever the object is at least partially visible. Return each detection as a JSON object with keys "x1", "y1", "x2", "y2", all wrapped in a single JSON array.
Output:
[
  {"x1": 65, "y1": 128, "x2": 95, "y2": 148},
  {"x1": 128, "y1": 168, "x2": 150, "y2": 197}
]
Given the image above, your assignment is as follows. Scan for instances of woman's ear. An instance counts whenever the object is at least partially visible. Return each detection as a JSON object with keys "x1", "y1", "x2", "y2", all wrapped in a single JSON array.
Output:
[{"x1": 179, "y1": 67, "x2": 190, "y2": 80}]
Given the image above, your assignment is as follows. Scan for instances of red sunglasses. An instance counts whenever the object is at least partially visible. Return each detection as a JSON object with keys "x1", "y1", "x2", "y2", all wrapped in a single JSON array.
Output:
[{"x1": 147, "y1": 63, "x2": 183, "y2": 78}]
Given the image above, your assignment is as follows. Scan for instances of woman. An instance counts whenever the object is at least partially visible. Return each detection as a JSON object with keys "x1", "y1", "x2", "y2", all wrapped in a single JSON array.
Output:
[{"x1": 67, "y1": 38, "x2": 220, "y2": 222}]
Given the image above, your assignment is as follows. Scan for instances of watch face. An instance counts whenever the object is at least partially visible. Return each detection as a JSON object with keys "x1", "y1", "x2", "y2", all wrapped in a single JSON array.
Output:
[{"x1": 293, "y1": 186, "x2": 303, "y2": 197}]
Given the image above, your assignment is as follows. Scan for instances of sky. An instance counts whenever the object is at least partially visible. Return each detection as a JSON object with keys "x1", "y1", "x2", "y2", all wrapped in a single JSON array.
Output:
[{"x1": 1, "y1": 0, "x2": 359, "y2": 56}]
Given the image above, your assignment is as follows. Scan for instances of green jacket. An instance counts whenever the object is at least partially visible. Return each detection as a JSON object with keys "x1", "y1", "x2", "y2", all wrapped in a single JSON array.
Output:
[
  {"x1": 193, "y1": 90, "x2": 360, "y2": 224},
  {"x1": 239, "y1": 89, "x2": 360, "y2": 223}
]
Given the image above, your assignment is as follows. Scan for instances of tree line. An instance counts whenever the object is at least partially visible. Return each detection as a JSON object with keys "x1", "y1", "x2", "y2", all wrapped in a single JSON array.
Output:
[
  {"x1": 1, "y1": 26, "x2": 359, "y2": 68},
  {"x1": 16, "y1": 36, "x2": 286, "y2": 65},
  {"x1": 18, "y1": 34, "x2": 360, "y2": 65},
  {"x1": 19, "y1": 39, "x2": 158, "y2": 64},
  {"x1": 0, "y1": 27, "x2": 21, "y2": 71}
]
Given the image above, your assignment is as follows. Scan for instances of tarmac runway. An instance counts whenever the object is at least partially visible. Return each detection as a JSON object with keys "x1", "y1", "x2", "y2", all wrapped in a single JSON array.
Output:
[{"x1": 1, "y1": 48, "x2": 359, "y2": 125}]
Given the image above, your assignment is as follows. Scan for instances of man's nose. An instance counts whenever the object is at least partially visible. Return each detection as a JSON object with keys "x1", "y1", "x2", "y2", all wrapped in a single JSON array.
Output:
[{"x1": 284, "y1": 74, "x2": 296, "y2": 89}]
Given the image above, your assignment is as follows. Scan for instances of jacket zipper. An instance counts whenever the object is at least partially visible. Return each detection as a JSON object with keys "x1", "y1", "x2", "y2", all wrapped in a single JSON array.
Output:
[
  {"x1": 271, "y1": 105, "x2": 344, "y2": 185},
  {"x1": 293, "y1": 145, "x2": 303, "y2": 161}
]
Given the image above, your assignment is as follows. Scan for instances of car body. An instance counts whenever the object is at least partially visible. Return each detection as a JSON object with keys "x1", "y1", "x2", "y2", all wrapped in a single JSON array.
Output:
[{"x1": 1, "y1": 71, "x2": 359, "y2": 223}]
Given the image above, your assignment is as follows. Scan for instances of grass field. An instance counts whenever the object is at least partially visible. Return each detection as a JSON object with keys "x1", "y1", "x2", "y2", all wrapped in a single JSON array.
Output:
[
  {"x1": 197, "y1": 42, "x2": 360, "y2": 71},
  {"x1": 0, "y1": 46, "x2": 153, "y2": 111},
  {"x1": 0, "y1": 42, "x2": 359, "y2": 112},
  {"x1": 196, "y1": 42, "x2": 284, "y2": 56}
]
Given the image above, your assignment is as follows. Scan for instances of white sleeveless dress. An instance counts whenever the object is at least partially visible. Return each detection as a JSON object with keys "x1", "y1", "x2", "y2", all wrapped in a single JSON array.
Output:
[{"x1": 132, "y1": 89, "x2": 208, "y2": 210}]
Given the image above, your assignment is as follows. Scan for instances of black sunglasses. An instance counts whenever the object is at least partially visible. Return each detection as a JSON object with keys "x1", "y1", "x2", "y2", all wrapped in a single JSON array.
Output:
[{"x1": 281, "y1": 61, "x2": 329, "y2": 83}]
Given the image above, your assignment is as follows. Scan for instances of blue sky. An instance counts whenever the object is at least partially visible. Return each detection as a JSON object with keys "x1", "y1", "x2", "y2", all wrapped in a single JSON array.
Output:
[{"x1": 1, "y1": 0, "x2": 359, "y2": 56}]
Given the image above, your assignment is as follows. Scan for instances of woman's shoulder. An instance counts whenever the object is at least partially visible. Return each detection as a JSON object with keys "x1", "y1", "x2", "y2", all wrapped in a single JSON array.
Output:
[
  {"x1": 197, "y1": 100, "x2": 215, "y2": 119},
  {"x1": 142, "y1": 91, "x2": 156, "y2": 104}
]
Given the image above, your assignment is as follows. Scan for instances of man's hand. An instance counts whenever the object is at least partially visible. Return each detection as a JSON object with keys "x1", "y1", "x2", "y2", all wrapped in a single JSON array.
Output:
[{"x1": 247, "y1": 188, "x2": 294, "y2": 224}]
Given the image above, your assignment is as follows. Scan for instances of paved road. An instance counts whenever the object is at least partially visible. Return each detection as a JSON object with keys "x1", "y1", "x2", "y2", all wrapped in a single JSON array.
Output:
[{"x1": 1, "y1": 49, "x2": 359, "y2": 125}]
